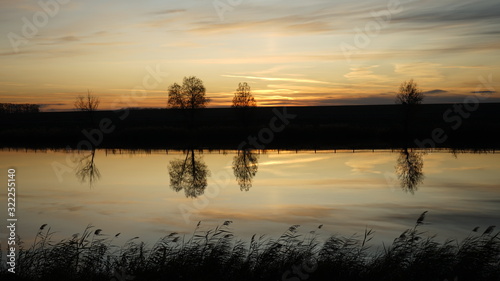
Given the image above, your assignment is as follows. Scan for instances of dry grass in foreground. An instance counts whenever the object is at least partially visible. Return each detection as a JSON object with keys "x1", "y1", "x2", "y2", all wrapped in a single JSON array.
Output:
[{"x1": 1, "y1": 212, "x2": 499, "y2": 281}]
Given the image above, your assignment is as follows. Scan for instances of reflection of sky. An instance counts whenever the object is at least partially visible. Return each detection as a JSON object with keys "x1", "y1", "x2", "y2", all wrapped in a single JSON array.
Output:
[{"x1": 0, "y1": 149, "x2": 499, "y2": 250}]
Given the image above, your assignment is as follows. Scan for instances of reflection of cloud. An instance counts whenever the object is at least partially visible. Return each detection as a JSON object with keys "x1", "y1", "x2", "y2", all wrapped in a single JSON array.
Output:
[
  {"x1": 345, "y1": 156, "x2": 393, "y2": 175},
  {"x1": 444, "y1": 166, "x2": 484, "y2": 171},
  {"x1": 251, "y1": 177, "x2": 390, "y2": 188},
  {"x1": 427, "y1": 182, "x2": 499, "y2": 191},
  {"x1": 190, "y1": 205, "x2": 337, "y2": 224},
  {"x1": 378, "y1": 209, "x2": 500, "y2": 234},
  {"x1": 85, "y1": 200, "x2": 141, "y2": 206},
  {"x1": 29, "y1": 203, "x2": 86, "y2": 214},
  {"x1": 260, "y1": 156, "x2": 330, "y2": 167}
]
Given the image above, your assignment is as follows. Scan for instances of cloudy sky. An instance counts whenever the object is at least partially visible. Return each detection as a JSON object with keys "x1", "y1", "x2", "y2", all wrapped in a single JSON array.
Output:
[{"x1": 1, "y1": 0, "x2": 499, "y2": 111}]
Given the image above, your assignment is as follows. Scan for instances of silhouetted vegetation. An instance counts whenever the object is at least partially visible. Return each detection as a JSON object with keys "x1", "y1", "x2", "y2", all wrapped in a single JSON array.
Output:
[
  {"x1": 2, "y1": 213, "x2": 499, "y2": 281},
  {"x1": 0, "y1": 103, "x2": 40, "y2": 114},
  {"x1": 75, "y1": 149, "x2": 101, "y2": 188},
  {"x1": 232, "y1": 82, "x2": 256, "y2": 108},
  {"x1": 168, "y1": 149, "x2": 210, "y2": 198},
  {"x1": 167, "y1": 76, "x2": 209, "y2": 110},
  {"x1": 74, "y1": 90, "x2": 100, "y2": 112},
  {"x1": 395, "y1": 79, "x2": 424, "y2": 105},
  {"x1": 395, "y1": 80, "x2": 425, "y2": 144},
  {"x1": 395, "y1": 148, "x2": 424, "y2": 193},
  {"x1": 1, "y1": 104, "x2": 500, "y2": 149},
  {"x1": 232, "y1": 82, "x2": 257, "y2": 126},
  {"x1": 74, "y1": 90, "x2": 100, "y2": 126},
  {"x1": 167, "y1": 76, "x2": 209, "y2": 128},
  {"x1": 232, "y1": 149, "x2": 259, "y2": 191}
]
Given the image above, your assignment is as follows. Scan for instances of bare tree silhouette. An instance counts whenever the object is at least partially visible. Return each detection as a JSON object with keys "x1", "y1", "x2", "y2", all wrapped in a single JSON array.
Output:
[
  {"x1": 168, "y1": 149, "x2": 210, "y2": 198},
  {"x1": 232, "y1": 150, "x2": 259, "y2": 191},
  {"x1": 74, "y1": 90, "x2": 100, "y2": 126},
  {"x1": 395, "y1": 148, "x2": 424, "y2": 193},
  {"x1": 75, "y1": 149, "x2": 101, "y2": 187}
]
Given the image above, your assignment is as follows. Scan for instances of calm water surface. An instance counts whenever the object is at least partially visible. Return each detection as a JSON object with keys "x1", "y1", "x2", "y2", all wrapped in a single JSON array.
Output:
[{"x1": 1, "y1": 148, "x2": 499, "y2": 249}]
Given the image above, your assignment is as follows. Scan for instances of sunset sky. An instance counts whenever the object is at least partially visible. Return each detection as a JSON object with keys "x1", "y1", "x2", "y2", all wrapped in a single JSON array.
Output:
[{"x1": 1, "y1": 0, "x2": 499, "y2": 111}]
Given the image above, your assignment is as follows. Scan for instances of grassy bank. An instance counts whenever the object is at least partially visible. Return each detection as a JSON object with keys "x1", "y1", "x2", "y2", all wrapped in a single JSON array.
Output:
[
  {"x1": 1, "y1": 104, "x2": 500, "y2": 149},
  {"x1": 2, "y1": 213, "x2": 499, "y2": 281}
]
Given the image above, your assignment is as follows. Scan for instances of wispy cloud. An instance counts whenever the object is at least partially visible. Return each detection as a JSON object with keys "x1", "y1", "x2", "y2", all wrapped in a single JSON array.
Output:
[
  {"x1": 344, "y1": 65, "x2": 390, "y2": 82},
  {"x1": 189, "y1": 15, "x2": 336, "y2": 35},
  {"x1": 149, "y1": 9, "x2": 186, "y2": 15},
  {"x1": 394, "y1": 62, "x2": 444, "y2": 82},
  {"x1": 393, "y1": 1, "x2": 500, "y2": 24},
  {"x1": 0, "y1": 0, "x2": 499, "y2": 109},
  {"x1": 259, "y1": 156, "x2": 331, "y2": 167},
  {"x1": 222, "y1": 75, "x2": 333, "y2": 85},
  {"x1": 423, "y1": 89, "x2": 448, "y2": 95}
]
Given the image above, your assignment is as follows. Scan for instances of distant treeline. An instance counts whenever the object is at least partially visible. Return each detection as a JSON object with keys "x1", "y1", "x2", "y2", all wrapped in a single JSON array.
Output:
[{"x1": 0, "y1": 103, "x2": 40, "y2": 114}]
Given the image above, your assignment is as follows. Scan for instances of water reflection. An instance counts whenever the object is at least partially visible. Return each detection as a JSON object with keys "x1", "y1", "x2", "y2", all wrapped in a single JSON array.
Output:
[
  {"x1": 232, "y1": 150, "x2": 259, "y2": 191},
  {"x1": 75, "y1": 149, "x2": 101, "y2": 187},
  {"x1": 450, "y1": 148, "x2": 496, "y2": 158},
  {"x1": 60, "y1": 147, "x2": 496, "y2": 195},
  {"x1": 395, "y1": 148, "x2": 424, "y2": 193},
  {"x1": 168, "y1": 149, "x2": 210, "y2": 198}
]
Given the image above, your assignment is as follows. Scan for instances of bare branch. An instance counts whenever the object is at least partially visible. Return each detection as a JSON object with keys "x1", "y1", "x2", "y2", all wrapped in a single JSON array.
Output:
[{"x1": 75, "y1": 90, "x2": 100, "y2": 112}]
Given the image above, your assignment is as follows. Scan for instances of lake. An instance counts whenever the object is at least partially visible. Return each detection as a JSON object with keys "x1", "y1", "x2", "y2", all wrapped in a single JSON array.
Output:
[{"x1": 1, "y1": 148, "x2": 499, "y2": 251}]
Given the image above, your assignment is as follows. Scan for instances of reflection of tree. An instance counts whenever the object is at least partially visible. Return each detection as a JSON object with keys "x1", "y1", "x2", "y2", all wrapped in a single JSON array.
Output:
[
  {"x1": 450, "y1": 148, "x2": 494, "y2": 158},
  {"x1": 232, "y1": 150, "x2": 259, "y2": 191},
  {"x1": 75, "y1": 149, "x2": 101, "y2": 187},
  {"x1": 395, "y1": 148, "x2": 424, "y2": 193},
  {"x1": 168, "y1": 149, "x2": 210, "y2": 198}
]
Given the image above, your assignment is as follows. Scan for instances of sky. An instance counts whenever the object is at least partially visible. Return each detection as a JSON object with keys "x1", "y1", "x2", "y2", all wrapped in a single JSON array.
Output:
[{"x1": 1, "y1": 0, "x2": 500, "y2": 111}]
